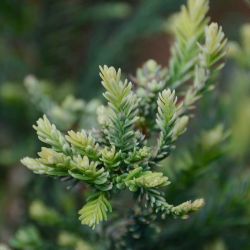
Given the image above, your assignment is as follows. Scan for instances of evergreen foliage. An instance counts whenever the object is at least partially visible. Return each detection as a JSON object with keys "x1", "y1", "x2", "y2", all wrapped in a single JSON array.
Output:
[{"x1": 21, "y1": 0, "x2": 227, "y2": 231}]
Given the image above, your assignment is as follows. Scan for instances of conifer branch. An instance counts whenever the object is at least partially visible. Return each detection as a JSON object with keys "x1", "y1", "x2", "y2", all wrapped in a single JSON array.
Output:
[
  {"x1": 21, "y1": 0, "x2": 227, "y2": 230},
  {"x1": 33, "y1": 115, "x2": 71, "y2": 154},
  {"x1": 79, "y1": 193, "x2": 112, "y2": 229},
  {"x1": 69, "y1": 156, "x2": 111, "y2": 191},
  {"x1": 66, "y1": 130, "x2": 100, "y2": 160},
  {"x1": 99, "y1": 66, "x2": 139, "y2": 152},
  {"x1": 167, "y1": 0, "x2": 209, "y2": 88}
]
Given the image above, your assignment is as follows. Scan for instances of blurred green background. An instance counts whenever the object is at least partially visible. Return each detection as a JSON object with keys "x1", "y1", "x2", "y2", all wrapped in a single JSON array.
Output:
[{"x1": 1, "y1": 0, "x2": 250, "y2": 249}]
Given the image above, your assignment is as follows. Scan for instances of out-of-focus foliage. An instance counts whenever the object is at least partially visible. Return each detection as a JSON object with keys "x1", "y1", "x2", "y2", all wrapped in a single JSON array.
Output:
[
  {"x1": 226, "y1": 23, "x2": 250, "y2": 159},
  {"x1": 228, "y1": 24, "x2": 250, "y2": 68},
  {"x1": 10, "y1": 226, "x2": 43, "y2": 250},
  {"x1": 0, "y1": 0, "x2": 184, "y2": 98}
]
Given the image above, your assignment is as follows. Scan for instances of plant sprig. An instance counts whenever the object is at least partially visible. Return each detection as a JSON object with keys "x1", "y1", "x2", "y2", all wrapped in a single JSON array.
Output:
[{"x1": 21, "y1": 0, "x2": 227, "y2": 229}]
